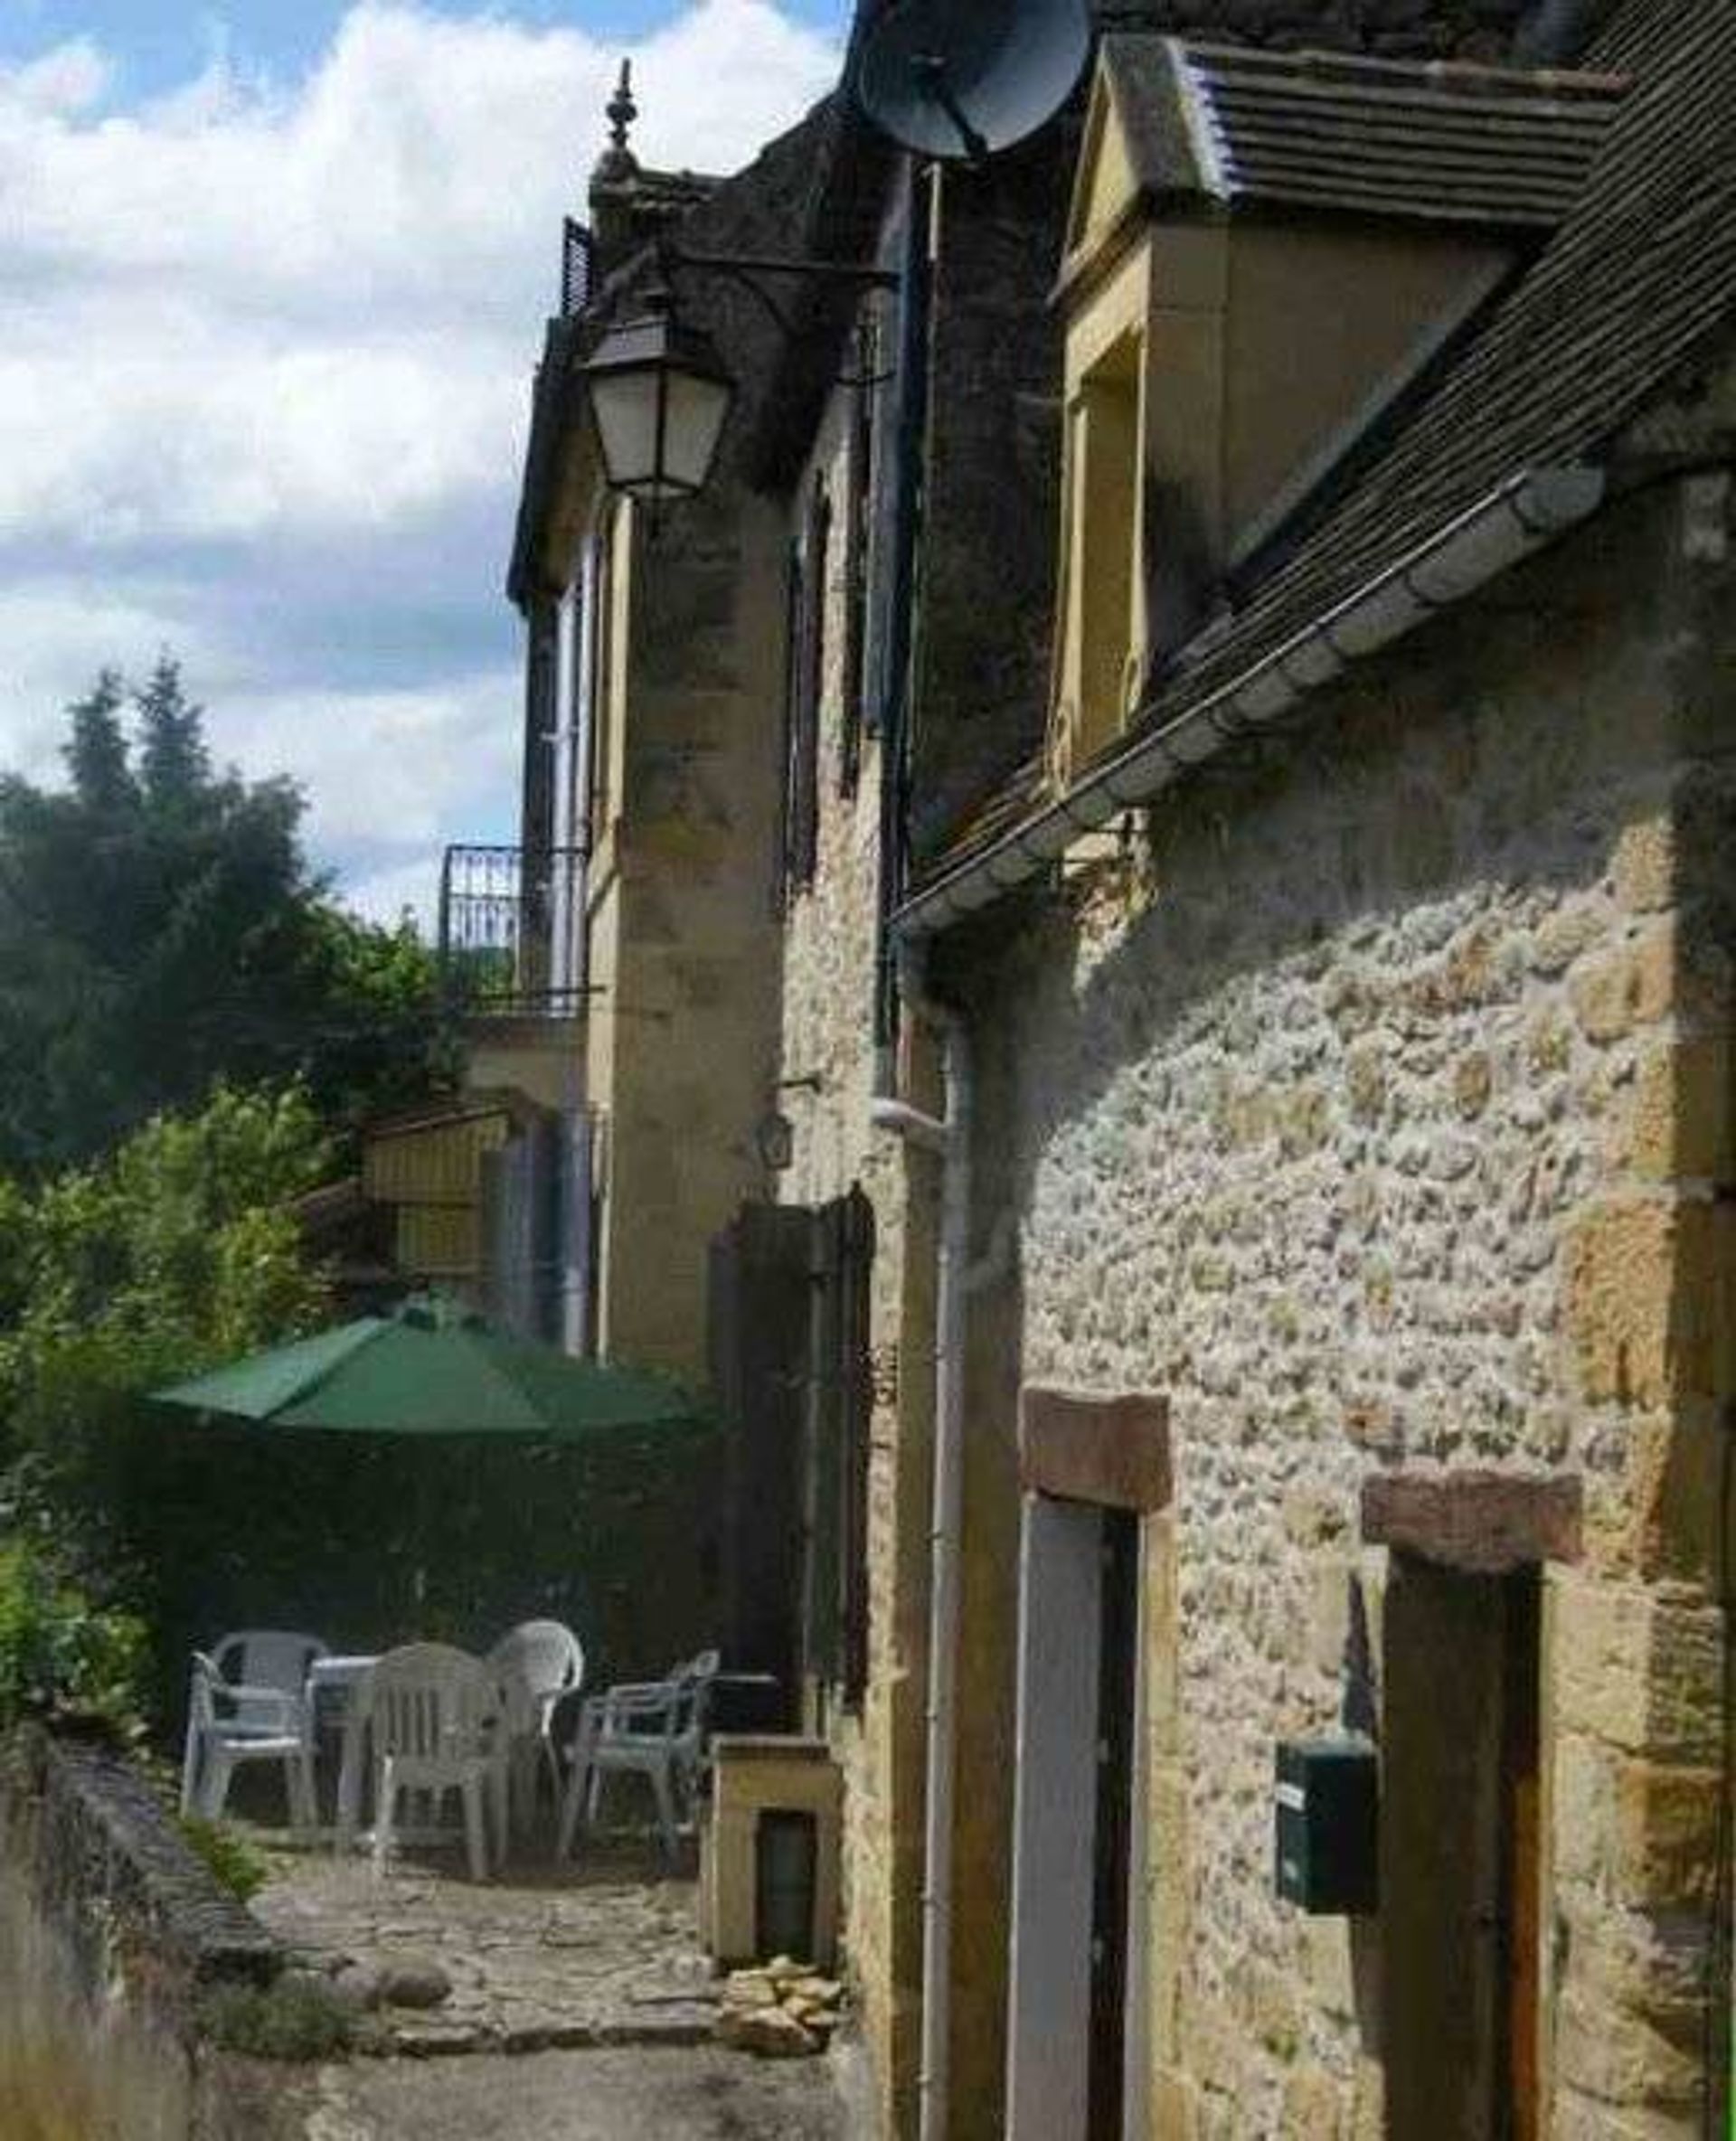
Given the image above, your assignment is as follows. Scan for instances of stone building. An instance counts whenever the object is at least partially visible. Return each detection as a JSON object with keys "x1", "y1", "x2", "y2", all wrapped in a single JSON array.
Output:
[
  {"x1": 760, "y1": 4, "x2": 1733, "y2": 2140},
  {"x1": 480, "y1": 0, "x2": 1731, "y2": 2134}
]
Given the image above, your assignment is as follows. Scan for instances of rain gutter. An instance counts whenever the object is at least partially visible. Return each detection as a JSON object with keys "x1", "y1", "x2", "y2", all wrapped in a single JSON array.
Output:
[{"x1": 892, "y1": 463, "x2": 1608, "y2": 940}]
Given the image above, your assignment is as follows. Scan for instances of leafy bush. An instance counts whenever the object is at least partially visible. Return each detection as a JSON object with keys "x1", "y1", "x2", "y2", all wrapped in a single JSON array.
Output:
[
  {"x1": 177, "y1": 1816, "x2": 269, "y2": 1904},
  {"x1": 0, "y1": 1539, "x2": 144, "y2": 1735},
  {"x1": 198, "y1": 1976, "x2": 353, "y2": 2062}
]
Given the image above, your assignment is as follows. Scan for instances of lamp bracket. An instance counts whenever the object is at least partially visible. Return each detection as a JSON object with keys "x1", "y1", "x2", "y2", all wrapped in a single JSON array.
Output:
[{"x1": 662, "y1": 242, "x2": 899, "y2": 344}]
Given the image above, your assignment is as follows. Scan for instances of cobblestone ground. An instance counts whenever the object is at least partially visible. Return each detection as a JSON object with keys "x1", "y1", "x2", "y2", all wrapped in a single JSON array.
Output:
[
  {"x1": 251, "y1": 1836, "x2": 854, "y2": 2138},
  {"x1": 254, "y1": 1836, "x2": 720, "y2": 2052}
]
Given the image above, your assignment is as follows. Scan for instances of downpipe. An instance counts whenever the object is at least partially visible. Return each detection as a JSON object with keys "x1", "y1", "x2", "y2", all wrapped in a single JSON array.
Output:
[{"x1": 869, "y1": 959, "x2": 970, "y2": 2141}]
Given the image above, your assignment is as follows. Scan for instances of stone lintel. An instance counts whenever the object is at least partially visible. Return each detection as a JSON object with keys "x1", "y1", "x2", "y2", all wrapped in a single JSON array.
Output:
[
  {"x1": 1362, "y1": 1468, "x2": 1583, "y2": 1574},
  {"x1": 1019, "y1": 1386, "x2": 1171, "y2": 1513}
]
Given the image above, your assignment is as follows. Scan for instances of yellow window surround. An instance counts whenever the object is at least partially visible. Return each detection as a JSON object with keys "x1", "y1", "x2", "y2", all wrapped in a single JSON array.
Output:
[{"x1": 1052, "y1": 326, "x2": 1146, "y2": 790}]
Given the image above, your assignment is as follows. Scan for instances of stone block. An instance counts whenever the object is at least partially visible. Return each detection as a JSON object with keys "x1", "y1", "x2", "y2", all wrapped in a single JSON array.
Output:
[
  {"x1": 1552, "y1": 1985, "x2": 1700, "y2": 2113},
  {"x1": 1305, "y1": 1918, "x2": 1356, "y2": 2023},
  {"x1": 1018, "y1": 1386, "x2": 1172, "y2": 1512},
  {"x1": 1530, "y1": 903, "x2": 1605, "y2": 977},
  {"x1": 1152, "y1": 2066, "x2": 1200, "y2": 2141},
  {"x1": 1553, "y1": 1732, "x2": 1617, "y2": 1886},
  {"x1": 1565, "y1": 1196, "x2": 1736, "y2": 1408},
  {"x1": 1280, "y1": 2067, "x2": 1348, "y2": 2138},
  {"x1": 1611, "y1": 813, "x2": 1677, "y2": 917},
  {"x1": 1622, "y1": 1036, "x2": 1735, "y2": 1184},
  {"x1": 1551, "y1": 1577, "x2": 1723, "y2": 1762},
  {"x1": 1609, "y1": 1759, "x2": 1724, "y2": 1912},
  {"x1": 1623, "y1": 1404, "x2": 1732, "y2": 1586},
  {"x1": 1571, "y1": 929, "x2": 1676, "y2": 1043},
  {"x1": 1360, "y1": 1468, "x2": 1581, "y2": 1572},
  {"x1": 1453, "y1": 1049, "x2": 1493, "y2": 1119}
]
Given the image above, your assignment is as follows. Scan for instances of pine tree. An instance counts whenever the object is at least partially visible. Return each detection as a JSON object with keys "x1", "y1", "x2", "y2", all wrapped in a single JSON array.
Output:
[
  {"x1": 134, "y1": 656, "x2": 210, "y2": 806},
  {"x1": 61, "y1": 669, "x2": 136, "y2": 815},
  {"x1": 0, "y1": 661, "x2": 454, "y2": 1172}
]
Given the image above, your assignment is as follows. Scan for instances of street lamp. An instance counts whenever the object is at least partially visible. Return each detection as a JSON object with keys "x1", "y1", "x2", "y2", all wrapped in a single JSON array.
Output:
[{"x1": 582, "y1": 283, "x2": 736, "y2": 505}]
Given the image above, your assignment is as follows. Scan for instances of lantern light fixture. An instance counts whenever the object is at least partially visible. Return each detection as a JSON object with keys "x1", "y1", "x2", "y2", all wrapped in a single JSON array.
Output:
[{"x1": 581, "y1": 282, "x2": 736, "y2": 505}]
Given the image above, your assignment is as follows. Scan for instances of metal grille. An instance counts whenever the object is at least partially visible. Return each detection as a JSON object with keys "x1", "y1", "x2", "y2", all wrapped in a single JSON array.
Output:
[
  {"x1": 438, "y1": 844, "x2": 586, "y2": 1019},
  {"x1": 561, "y1": 219, "x2": 594, "y2": 317}
]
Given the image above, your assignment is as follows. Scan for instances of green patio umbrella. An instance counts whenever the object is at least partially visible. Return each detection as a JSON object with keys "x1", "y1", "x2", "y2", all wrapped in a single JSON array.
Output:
[{"x1": 152, "y1": 1296, "x2": 699, "y2": 1438}]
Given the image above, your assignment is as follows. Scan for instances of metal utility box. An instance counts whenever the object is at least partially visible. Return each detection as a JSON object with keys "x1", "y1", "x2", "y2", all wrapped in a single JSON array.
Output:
[{"x1": 1274, "y1": 1738, "x2": 1379, "y2": 1914}]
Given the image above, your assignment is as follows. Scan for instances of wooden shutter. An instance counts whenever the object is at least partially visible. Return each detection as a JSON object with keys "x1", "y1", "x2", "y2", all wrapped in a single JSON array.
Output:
[{"x1": 799, "y1": 1188, "x2": 875, "y2": 1704}]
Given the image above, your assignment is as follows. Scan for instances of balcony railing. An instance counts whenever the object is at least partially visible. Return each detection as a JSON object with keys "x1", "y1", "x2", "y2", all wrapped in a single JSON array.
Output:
[
  {"x1": 438, "y1": 844, "x2": 587, "y2": 1020},
  {"x1": 561, "y1": 219, "x2": 594, "y2": 319}
]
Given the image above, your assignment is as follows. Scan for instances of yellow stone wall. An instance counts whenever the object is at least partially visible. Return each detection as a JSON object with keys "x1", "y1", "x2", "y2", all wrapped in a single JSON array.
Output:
[{"x1": 958, "y1": 482, "x2": 1733, "y2": 2136}]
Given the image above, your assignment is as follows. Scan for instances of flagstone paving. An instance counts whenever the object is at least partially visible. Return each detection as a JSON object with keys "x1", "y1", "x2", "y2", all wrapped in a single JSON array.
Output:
[
  {"x1": 250, "y1": 1834, "x2": 855, "y2": 2136},
  {"x1": 252, "y1": 1837, "x2": 723, "y2": 2054}
]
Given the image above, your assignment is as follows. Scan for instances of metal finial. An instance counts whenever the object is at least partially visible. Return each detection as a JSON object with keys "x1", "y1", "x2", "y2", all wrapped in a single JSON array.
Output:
[{"x1": 607, "y1": 60, "x2": 637, "y2": 156}]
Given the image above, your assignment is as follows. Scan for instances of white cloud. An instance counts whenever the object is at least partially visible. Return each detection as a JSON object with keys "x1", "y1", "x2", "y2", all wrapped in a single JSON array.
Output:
[{"x1": 0, "y1": 0, "x2": 841, "y2": 901}]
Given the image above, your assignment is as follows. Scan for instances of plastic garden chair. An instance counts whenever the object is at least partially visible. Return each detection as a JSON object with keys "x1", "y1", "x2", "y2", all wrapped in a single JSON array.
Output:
[
  {"x1": 363, "y1": 1644, "x2": 509, "y2": 1882},
  {"x1": 559, "y1": 1647, "x2": 721, "y2": 1863},
  {"x1": 486, "y1": 1619, "x2": 585, "y2": 1837},
  {"x1": 179, "y1": 1649, "x2": 317, "y2": 1832}
]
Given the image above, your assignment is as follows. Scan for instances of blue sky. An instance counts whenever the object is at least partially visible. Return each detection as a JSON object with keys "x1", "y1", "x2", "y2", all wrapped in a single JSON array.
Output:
[
  {"x1": 2, "y1": 0, "x2": 847, "y2": 99},
  {"x1": 0, "y1": 2, "x2": 846, "y2": 917}
]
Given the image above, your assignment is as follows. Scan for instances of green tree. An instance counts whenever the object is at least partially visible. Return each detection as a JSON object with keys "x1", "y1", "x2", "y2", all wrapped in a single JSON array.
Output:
[
  {"x1": 0, "y1": 660, "x2": 454, "y2": 1173},
  {"x1": 0, "y1": 1083, "x2": 333, "y2": 1721},
  {"x1": 0, "y1": 1083, "x2": 332, "y2": 1468}
]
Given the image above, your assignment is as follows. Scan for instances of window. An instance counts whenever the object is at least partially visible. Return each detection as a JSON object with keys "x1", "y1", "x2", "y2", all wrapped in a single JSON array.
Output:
[
  {"x1": 1056, "y1": 331, "x2": 1143, "y2": 778},
  {"x1": 779, "y1": 483, "x2": 830, "y2": 901}
]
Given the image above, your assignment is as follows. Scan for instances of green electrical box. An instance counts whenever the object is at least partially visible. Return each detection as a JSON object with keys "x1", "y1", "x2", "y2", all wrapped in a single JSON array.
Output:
[{"x1": 1274, "y1": 1738, "x2": 1379, "y2": 1915}]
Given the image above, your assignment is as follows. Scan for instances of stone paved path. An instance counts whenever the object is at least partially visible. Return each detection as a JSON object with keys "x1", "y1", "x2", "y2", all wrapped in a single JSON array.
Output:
[
  {"x1": 250, "y1": 1837, "x2": 856, "y2": 2138},
  {"x1": 307, "y1": 2046, "x2": 851, "y2": 2140},
  {"x1": 253, "y1": 1838, "x2": 721, "y2": 2052}
]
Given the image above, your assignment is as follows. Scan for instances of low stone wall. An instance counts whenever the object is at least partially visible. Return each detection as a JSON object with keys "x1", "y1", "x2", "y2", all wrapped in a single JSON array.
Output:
[{"x1": 0, "y1": 1725, "x2": 314, "y2": 2141}]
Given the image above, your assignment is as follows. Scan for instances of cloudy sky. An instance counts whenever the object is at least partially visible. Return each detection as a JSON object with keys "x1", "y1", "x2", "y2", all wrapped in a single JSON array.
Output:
[{"x1": 0, "y1": 0, "x2": 845, "y2": 920}]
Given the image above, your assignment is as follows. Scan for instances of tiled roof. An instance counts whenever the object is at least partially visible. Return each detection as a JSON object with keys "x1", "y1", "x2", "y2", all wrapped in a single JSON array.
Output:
[
  {"x1": 910, "y1": 0, "x2": 1736, "y2": 907},
  {"x1": 1102, "y1": 33, "x2": 1627, "y2": 231},
  {"x1": 1150, "y1": 0, "x2": 1736, "y2": 718}
]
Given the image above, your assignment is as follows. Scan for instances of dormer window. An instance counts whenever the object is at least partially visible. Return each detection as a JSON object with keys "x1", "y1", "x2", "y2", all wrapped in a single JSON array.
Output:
[
  {"x1": 1057, "y1": 328, "x2": 1143, "y2": 782},
  {"x1": 1044, "y1": 34, "x2": 1626, "y2": 796}
]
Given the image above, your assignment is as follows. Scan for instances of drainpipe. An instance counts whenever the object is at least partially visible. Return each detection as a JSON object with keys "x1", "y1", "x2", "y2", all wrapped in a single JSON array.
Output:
[
  {"x1": 869, "y1": 950, "x2": 970, "y2": 2141},
  {"x1": 560, "y1": 531, "x2": 601, "y2": 1355}
]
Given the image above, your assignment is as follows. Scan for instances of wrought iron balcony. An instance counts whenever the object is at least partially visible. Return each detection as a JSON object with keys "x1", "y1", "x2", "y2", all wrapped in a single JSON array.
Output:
[
  {"x1": 438, "y1": 844, "x2": 587, "y2": 1021},
  {"x1": 561, "y1": 218, "x2": 594, "y2": 318}
]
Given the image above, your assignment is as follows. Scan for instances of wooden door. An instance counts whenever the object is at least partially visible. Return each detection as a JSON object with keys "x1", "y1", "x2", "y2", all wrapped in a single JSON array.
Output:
[
  {"x1": 1382, "y1": 1557, "x2": 1542, "y2": 2138},
  {"x1": 1088, "y1": 1509, "x2": 1141, "y2": 2139},
  {"x1": 707, "y1": 1203, "x2": 812, "y2": 1719}
]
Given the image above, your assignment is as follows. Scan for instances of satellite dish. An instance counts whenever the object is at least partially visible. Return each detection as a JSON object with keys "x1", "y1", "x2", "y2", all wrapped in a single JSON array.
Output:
[{"x1": 854, "y1": 0, "x2": 1090, "y2": 165}]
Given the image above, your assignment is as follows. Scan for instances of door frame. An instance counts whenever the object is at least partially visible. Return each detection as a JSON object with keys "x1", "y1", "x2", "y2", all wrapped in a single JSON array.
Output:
[{"x1": 1004, "y1": 1389, "x2": 1171, "y2": 2141}]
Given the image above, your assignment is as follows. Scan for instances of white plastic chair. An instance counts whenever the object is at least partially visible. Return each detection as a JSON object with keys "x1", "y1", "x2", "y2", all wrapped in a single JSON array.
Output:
[
  {"x1": 178, "y1": 1649, "x2": 317, "y2": 1832},
  {"x1": 486, "y1": 1620, "x2": 585, "y2": 1836},
  {"x1": 560, "y1": 1648, "x2": 720, "y2": 1863},
  {"x1": 363, "y1": 1644, "x2": 509, "y2": 1883}
]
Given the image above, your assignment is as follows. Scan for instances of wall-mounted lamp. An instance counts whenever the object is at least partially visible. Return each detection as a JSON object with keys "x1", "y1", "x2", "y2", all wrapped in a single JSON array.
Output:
[
  {"x1": 582, "y1": 250, "x2": 895, "y2": 506},
  {"x1": 582, "y1": 282, "x2": 737, "y2": 505}
]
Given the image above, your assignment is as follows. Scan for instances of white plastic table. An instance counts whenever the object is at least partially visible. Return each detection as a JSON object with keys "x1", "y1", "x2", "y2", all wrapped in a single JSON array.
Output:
[{"x1": 306, "y1": 1653, "x2": 378, "y2": 1853}]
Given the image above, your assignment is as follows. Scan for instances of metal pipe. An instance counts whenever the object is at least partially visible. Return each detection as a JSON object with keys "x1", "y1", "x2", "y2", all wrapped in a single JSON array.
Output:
[
  {"x1": 561, "y1": 530, "x2": 602, "y2": 1356},
  {"x1": 870, "y1": 942, "x2": 969, "y2": 2141}
]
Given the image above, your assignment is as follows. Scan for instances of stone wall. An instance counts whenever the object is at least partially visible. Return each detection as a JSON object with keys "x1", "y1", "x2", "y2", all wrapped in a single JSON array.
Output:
[
  {"x1": 778, "y1": 368, "x2": 941, "y2": 2140},
  {"x1": 0, "y1": 1725, "x2": 313, "y2": 2141},
  {"x1": 950, "y1": 482, "x2": 1732, "y2": 2136}
]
